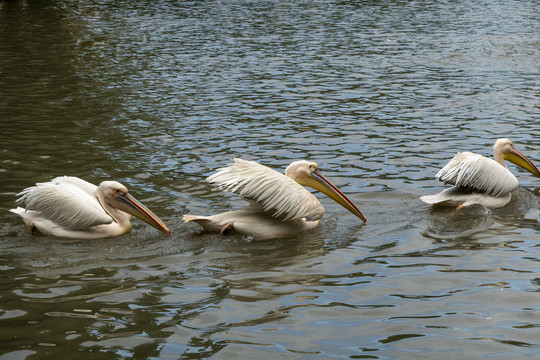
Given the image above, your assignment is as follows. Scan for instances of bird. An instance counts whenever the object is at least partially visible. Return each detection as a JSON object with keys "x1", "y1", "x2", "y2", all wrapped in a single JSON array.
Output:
[
  {"x1": 420, "y1": 138, "x2": 540, "y2": 209},
  {"x1": 183, "y1": 159, "x2": 366, "y2": 240},
  {"x1": 10, "y1": 176, "x2": 170, "y2": 239}
]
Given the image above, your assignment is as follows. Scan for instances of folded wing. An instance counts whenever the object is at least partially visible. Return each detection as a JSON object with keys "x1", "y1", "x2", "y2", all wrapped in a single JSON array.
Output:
[
  {"x1": 206, "y1": 158, "x2": 324, "y2": 221},
  {"x1": 16, "y1": 179, "x2": 113, "y2": 230},
  {"x1": 436, "y1": 152, "x2": 518, "y2": 196}
]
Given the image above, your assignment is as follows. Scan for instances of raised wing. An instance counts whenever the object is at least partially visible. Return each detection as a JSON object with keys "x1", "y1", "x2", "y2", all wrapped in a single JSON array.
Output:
[
  {"x1": 207, "y1": 159, "x2": 324, "y2": 221},
  {"x1": 16, "y1": 179, "x2": 113, "y2": 230},
  {"x1": 436, "y1": 152, "x2": 518, "y2": 196}
]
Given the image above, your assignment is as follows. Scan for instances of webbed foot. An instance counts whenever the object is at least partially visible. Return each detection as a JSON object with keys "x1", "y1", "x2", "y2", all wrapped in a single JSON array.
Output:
[{"x1": 220, "y1": 223, "x2": 234, "y2": 235}]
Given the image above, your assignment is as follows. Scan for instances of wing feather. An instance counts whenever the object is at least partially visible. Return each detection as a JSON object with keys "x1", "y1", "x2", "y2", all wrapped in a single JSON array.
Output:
[
  {"x1": 436, "y1": 152, "x2": 518, "y2": 196},
  {"x1": 16, "y1": 179, "x2": 113, "y2": 230},
  {"x1": 50, "y1": 176, "x2": 98, "y2": 196},
  {"x1": 207, "y1": 159, "x2": 324, "y2": 221}
]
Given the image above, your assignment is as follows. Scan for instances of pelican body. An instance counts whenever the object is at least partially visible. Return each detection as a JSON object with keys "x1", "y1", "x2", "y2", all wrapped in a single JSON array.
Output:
[
  {"x1": 421, "y1": 138, "x2": 540, "y2": 209},
  {"x1": 10, "y1": 176, "x2": 170, "y2": 239},
  {"x1": 183, "y1": 159, "x2": 366, "y2": 240}
]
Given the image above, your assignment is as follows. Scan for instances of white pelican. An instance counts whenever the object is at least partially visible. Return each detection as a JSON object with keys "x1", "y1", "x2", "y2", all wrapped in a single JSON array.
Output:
[
  {"x1": 420, "y1": 138, "x2": 540, "y2": 209},
  {"x1": 10, "y1": 176, "x2": 170, "y2": 239},
  {"x1": 183, "y1": 159, "x2": 366, "y2": 240}
]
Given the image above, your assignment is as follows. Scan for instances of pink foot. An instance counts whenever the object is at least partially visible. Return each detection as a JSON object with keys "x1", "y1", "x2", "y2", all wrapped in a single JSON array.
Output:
[{"x1": 220, "y1": 223, "x2": 234, "y2": 235}]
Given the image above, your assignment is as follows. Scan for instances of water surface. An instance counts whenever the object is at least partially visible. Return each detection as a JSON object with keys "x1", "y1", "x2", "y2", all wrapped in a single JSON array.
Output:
[{"x1": 1, "y1": 0, "x2": 539, "y2": 359}]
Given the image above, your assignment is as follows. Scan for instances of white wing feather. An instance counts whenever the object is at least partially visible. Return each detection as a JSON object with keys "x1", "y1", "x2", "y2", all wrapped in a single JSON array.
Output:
[
  {"x1": 50, "y1": 176, "x2": 98, "y2": 196},
  {"x1": 16, "y1": 179, "x2": 113, "y2": 230},
  {"x1": 206, "y1": 159, "x2": 324, "y2": 221},
  {"x1": 436, "y1": 152, "x2": 518, "y2": 196}
]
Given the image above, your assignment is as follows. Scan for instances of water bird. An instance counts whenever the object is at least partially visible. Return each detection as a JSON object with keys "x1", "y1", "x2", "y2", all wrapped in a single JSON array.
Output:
[
  {"x1": 420, "y1": 138, "x2": 540, "y2": 209},
  {"x1": 183, "y1": 159, "x2": 366, "y2": 240},
  {"x1": 10, "y1": 176, "x2": 170, "y2": 238}
]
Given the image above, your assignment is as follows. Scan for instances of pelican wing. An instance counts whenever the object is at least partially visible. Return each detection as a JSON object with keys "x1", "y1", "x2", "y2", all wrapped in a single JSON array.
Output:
[
  {"x1": 206, "y1": 159, "x2": 324, "y2": 221},
  {"x1": 436, "y1": 152, "x2": 518, "y2": 196},
  {"x1": 50, "y1": 176, "x2": 99, "y2": 196},
  {"x1": 16, "y1": 180, "x2": 113, "y2": 230}
]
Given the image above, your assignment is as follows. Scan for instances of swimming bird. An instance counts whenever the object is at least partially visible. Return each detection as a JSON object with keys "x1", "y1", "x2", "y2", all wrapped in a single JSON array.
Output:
[
  {"x1": 420, "y1": 138, "x2": 540, "y2": 209},
  {"x1": 10, "y1": 176, "x2": 170, "y2": 238},
  {"x1": 183, "y1": 159, "x2": 366, "y2": 240}
]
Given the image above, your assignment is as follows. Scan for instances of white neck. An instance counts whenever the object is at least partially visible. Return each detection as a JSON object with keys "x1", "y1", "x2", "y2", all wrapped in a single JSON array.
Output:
[
  {"x1": 96, "y1": 191, "x2": 132, "y2": 233},
  {"x1": 493, "y1": 146, "x2": 508, "y2": 169}
]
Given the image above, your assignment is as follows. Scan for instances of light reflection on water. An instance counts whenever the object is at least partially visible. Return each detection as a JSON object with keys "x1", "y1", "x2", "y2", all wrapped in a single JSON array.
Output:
[{"x1": 1, "y1": 0, "x2": 539, "y2": 358}]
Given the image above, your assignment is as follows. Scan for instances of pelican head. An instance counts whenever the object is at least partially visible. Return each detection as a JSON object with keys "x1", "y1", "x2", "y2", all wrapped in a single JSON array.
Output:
[
  {"x1": 494, "y1": 138, "x2": 540, "y2": 177},
  {"x1": 99, "y1": 181, "x2": 170, "y2": 234},
  {"x1": 285, "y1": 161, "x2": 367, "y2": 222}
]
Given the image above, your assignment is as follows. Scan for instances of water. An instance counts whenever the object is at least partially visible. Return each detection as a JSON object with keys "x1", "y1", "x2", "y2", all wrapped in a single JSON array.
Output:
[{"x1": 1, "y1": 0, "x2": 539, "y2": 358}]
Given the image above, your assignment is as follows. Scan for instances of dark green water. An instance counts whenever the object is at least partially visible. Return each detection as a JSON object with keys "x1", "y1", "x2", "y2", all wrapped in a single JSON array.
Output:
[{"x1": 1, "y1": 0, "x2": 539, "y2": 358}]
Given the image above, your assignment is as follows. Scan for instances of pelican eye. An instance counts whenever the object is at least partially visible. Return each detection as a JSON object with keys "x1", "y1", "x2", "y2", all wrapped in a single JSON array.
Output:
[{"x1": 115, "y1": 189, "x2": 126, "y2": 197}]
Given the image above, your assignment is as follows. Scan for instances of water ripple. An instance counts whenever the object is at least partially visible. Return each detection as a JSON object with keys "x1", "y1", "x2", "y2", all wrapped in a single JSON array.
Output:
[{"x1": 1, "y1": 0, "x2": 539, "y2": 358}]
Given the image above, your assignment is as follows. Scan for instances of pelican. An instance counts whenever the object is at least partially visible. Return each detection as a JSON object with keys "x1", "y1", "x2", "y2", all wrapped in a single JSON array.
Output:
[
  {"x1": 420, "y1": 138, "x2": 540, "y2": 209},
  {"x1": 183, "y1": 159, "x2": 366, "y2": 240},
  {"x1": 10, "y1": 176, "x2": 170, "y2": 238}
]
